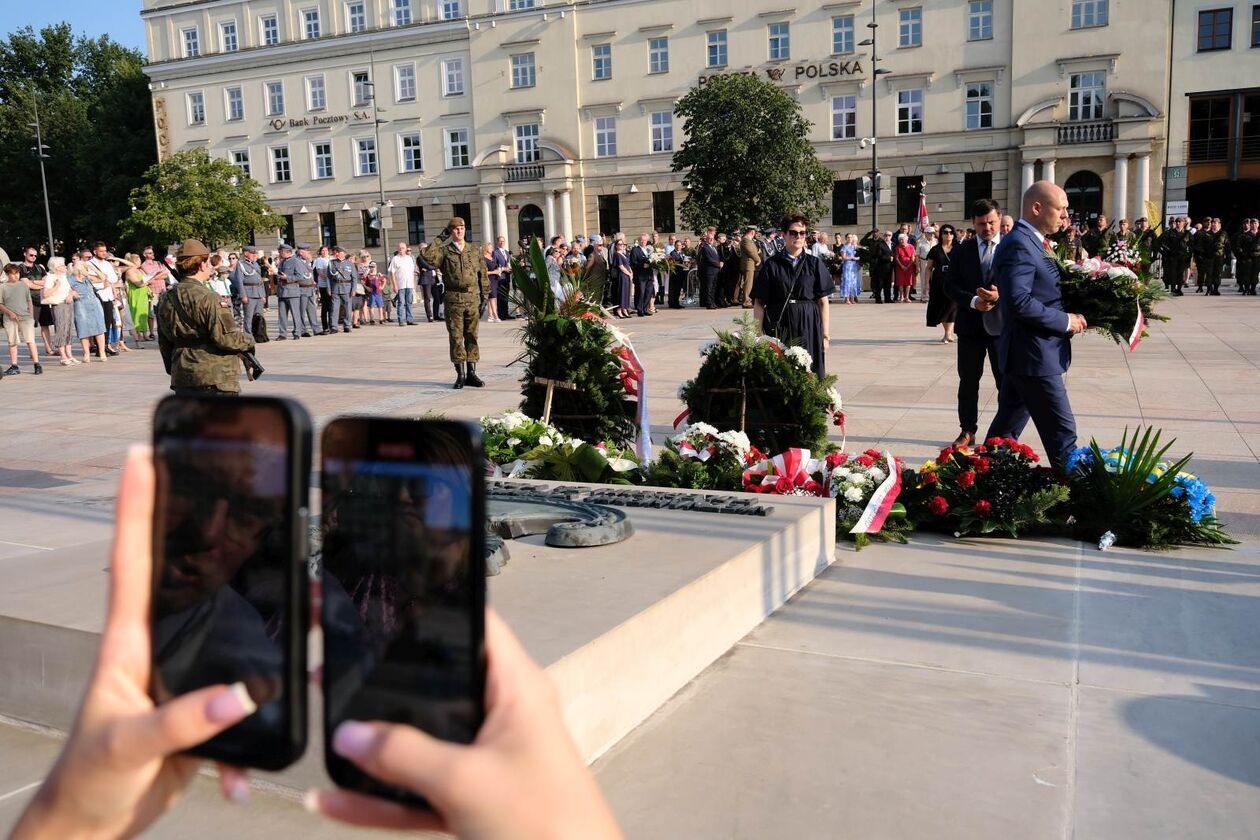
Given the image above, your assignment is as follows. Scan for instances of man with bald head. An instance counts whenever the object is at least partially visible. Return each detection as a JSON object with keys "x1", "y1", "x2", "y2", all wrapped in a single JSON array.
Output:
[
  {"x1": 984, "y1": 181, "x2": 1088, "y2": 464},
  {"x1": 1000, "y1": 215, "x2": 1015, "y2": 236}
]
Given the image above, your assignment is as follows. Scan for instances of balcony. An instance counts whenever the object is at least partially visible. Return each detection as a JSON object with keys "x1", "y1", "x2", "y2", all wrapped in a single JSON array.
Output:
[
  {"x1": 1185, "y1": 137, "x2": 1260, "y2": 164},
  {"x1": 505, "y1": 163, "x2": 544, "y2": 182},
  {"x1": 1057, "y1": 120, "x2": 1116, "y2": 145}
]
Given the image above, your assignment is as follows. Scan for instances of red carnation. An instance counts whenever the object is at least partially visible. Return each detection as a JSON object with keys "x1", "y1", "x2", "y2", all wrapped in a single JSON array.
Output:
[
  {"x1": 825, "y1": 452, "x2": 847, "y2": 469},
  {"x1": 922, "y1": 472, "x2": 939, "y2": 485},
  {"x1": 928, "y1": 495, "x2": 950, "y2": 516},
  {"x1": 774, "y1": 475, "x2": 796, "y2": 494},
  {"x1": 855, "y1": 455, "x2": 875, "y2": 467},
  {"x1": 973, "y1": 500, "x2": 993, "y2": 517},
  {"x1": 938, "y1": 446, "x2": 955, "y2": 462},
  {"x1": 1004, "y1": 437, "x2": 1019, "y2": 448},
  {"x1": 972, "y1": 457, "x2": 992, "y2": 474},
  {"x1": 864, "y1": 448, "x2": 882, "y2": 459},
  {"x1": 975, "y1": 445, "x2": 988, "y2": 453},
  {"x1": 958, "y1": 470, "x2": 976, "y2": 489},
  {"x1": 986, "y1": 437, "x2": 1004, "y2": 447}
]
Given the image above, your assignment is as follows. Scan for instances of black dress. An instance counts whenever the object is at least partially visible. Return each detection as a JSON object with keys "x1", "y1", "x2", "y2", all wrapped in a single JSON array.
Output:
[
  {"x1": 925, "y1": 244, "x2": 958, "y2": 327},
  {"x1": 751, "y1": 251, "x2": 835, "y2": 377}
]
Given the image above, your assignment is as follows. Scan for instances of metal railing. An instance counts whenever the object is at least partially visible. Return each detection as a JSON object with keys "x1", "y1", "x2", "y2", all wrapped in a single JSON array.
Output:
[
  {"x1": 505, "y1": 163, "x2": 544, "y2": 182},
  {"x1": 1057, "y1": 120, "x2": 1116, "y2": 145},
  {"x1": 1184, "y1": 137, "x2": 1260, "y2": 163}
]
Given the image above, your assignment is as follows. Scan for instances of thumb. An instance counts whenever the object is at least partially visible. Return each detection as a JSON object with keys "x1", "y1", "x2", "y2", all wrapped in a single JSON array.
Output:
[
  {"x1": 110, "y1": 683, "x2": 256, "y2": 766},
  {"x1": 330, "y1": 720, "x2": 468, "y2": 808}
]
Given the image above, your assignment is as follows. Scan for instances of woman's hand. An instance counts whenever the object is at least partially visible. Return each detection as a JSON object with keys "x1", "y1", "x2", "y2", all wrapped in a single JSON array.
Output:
[
  {"x1": 306, "y1": 609, "x2": 623, "y2": 840},
  {"x1": 11, "y1": 446, "x2": 257, "y2": 840}
]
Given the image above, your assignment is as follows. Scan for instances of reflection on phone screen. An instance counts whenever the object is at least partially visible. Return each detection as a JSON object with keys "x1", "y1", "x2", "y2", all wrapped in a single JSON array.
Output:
[{"x1": 152, "y1": 401, "x2": 295, "y2": 763}]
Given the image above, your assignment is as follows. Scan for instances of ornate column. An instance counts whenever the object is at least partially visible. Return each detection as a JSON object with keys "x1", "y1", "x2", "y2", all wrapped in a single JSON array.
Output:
[
  {"x1": 1134, "y1": 154, "x2": 1150, "y2": 218},
  {"x1": 1021, "y1": 161, "x2": 1035, "y2": 197},
  {"x1": 480, "y1": 194, "x2": 493, "y2": 244},
  {"x1": 1113, "y1": 155, "x2": 1129, "y2": 222},
  {"x1": 494, "y1": 193, "x2": 509, "y2": 244},
  {"x1": 558, "y1": 188, "x2": 573, "y2": 242},
  {"x1": 1042, "y1": 158, "x2": 1056, "y2": 185},
  {"x1": 544, "y1": 190, "x2": 557, "y2": 239}
]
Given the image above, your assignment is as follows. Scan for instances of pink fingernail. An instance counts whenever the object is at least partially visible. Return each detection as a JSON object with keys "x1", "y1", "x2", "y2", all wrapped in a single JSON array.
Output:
[
  {"x1": 227, "y1": 776, "x2": 251, "y2": 804},
  {"x1": 302, "y1": 790, "x2": 322, "y2": 813},
  {"x1": 207, "y1": 683, "x2": 257, "y2": 724},
  {"x1": 332, "y1": 721, "x2": 374, "y2": 759}
]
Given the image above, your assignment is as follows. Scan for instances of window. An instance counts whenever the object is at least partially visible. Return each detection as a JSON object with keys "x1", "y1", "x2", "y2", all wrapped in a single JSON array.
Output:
[
  {"x1": 265, "y1": 81, "x2": 285, "y2": 116},
  {"x1": 399, "y1": 133, "x2": 423, "y2": 172},
  {"x1": 512, "y1": 53, "x2": 537, "y2": 88},
  {"x1": 650, "y1": 111, "x2": 674, "y2": 153},
  {"x1": 280, "y1": 215, "x2": 296, "y2": 246},
  {"x1": 362, "y1": 210, "x2": 380, "y2": 247},
  {"x1": 652, "y1": 191, "x2": 675, "y2": 233},
  {"x1": 181, "y1": 27, "x2": 200, "y2": 57},
  {"x1": 441, "y1": 0, "x2": 462, "y2": 20},
  {"x1": 226, "y1": 86, "x2": 244, "y2": 121},
  {"x1": 306, "y1": 75, "x2": 326, "y2": 110},
  {"x1": 442, "y1": 58, "x2": 465, "y2": 96},
  {"x1": 896, "y1": 89, "x2": 923, "y2": 134},
  {"x1": 831, "y1": 95, "x2": 856, "y2": 140},
  {"x1": 832, "y1": 15, "x2": 855, "y2": 54},
  {"x1": 1071, "y1": 0, "x2": 1108, "y2": 29},
  {"x1": 271, "y1": 146, "x2": 292, "y2": 183},
  {"x1": 595, "y1": 116, "x2": 617, "y2": 157},
  {"x1": 968, "y1": 1, "x2": 993, "y2": 41},
  {"x1": 965, "y1": 82, "x2": 993, "y2": 130},
  {"x1": 1069, "y1": 71, "x2": 1105, "y2": 121},
  {"x1": 768, "y1": 22, "x2": 790, "y2": 60},
  {"x1": 445, "y1": 128, "x2": 471, "y2": 168},
  {"x1": 514, "y1": 123, "x2": 540, "y2": 163},
  {"x1": 899, "y1": 8, "x2": 922, "y2": 47},
  {"x1": 392, "y1": 0, "x2": 412, "y2": 26},
  {"x1": 319, "y1": 212, "x2": 337, "y2": 248},
  {"x1": 352, "y1": 71, "x2": 372, "y2": 106},
  {"x1": 649, "y1": 37, "x2": 669, "y2": 73},
  {"x1": 231, "y1": 149, "x2": 251, "y2": 179},
  {"x1": 407, "y1": 206, "x2": 426, "y2": 244},
  {"x1": 963, "y1": 171, "x2": 993, "y2": 214},
  {"x1": 509, "y1": 0, "x2": 536, "y2": 8},
  {"x1": 311, "y1": 141, "x2": 334, "y2": 179},
  {"x1": 302, "y1": 8, "x2": 321, "y2": 39},
  {"x1": 187, "y1": 91, "x2": 205, "y2": 126},
  {"x1": 395, "y1": 63, "x2": 416, "y2": 101},
  {"x1": 346, "y1": 2, "x2": 366, "y2": 33},
  {"x1": 1198, "y1": 9, "x2": 1233, "y2": 51},
  {"x1": 259, "y1": 14, "x2": 279, "y2": 45},
  {"x1": 706, "y1": 30, "x2": 727, "y2": 67},
  {"x1": 1253, "y1": 5, "x2": 1260, "y2": 47},
  {"x1": 896, "y1": 176, "x2": 924, "y2": 224},
  {"x1": 831, "y1": 180, "x2": 858, "y2": 226},
  {"x1": 220, "y1": 21, "x2": 238, "y2": 52},
  {"x1": 592, "y1": 43, "x2": 612, "y2": 80},
  {"x1": 453, "y1": 203, "x2": 472, "y2": 239},
  {"x1": 355, "y1": 137, "x2": 377, "y2": 176},
  {"x1": 598, "y1": 195, "x2": 620, "y2": 237},
  {"x1": 1188, "y1": 96, "x2": 1232, "y2": 161}
]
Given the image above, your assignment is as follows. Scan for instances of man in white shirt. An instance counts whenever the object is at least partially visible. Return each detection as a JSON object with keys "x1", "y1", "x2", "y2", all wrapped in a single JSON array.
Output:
[
  {"x1": 85, "y1": 241, "x2": 120, "y2": 355},
  {"x1": 915, "y1": 227, "x2": 936, "y2": 302},
  {"x1": 388, "y1": 243, "x2": 418, "y2": 326}
]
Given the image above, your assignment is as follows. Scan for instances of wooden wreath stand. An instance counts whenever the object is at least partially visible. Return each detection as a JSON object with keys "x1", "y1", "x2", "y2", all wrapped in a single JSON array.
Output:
[{"x1": 694, "y1": 375, "x2": 807, "y2": 454}]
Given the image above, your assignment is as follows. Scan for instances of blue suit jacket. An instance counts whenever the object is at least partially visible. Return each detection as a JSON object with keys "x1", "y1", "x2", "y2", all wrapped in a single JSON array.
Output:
[{"x1": 994, "y1": 222, "x2": 1072, "y2": 376}]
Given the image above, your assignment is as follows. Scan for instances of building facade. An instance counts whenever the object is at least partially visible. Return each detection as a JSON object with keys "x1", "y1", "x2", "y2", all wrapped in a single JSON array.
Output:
[
  {"x1": 1164, "y1": 0, "x2": 1260, "y2": 226},
  {"x1": 142, "y1": 0, "x2": 1170, "y2": 259}
]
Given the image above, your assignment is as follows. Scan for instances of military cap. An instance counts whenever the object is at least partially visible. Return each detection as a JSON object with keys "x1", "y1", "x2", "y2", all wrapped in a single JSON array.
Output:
[
  {"x1": 332, "y1": 244, "x2": 347, "y2": 254},
  {"x1": 278, "y1": 243, "x2": 294, "y2": 253},
  {"x1": 176, "y1": 239, "x2": 210, "y2": 258},
  {"x1": 242, "y1": 244, "x2": 258, "y2": 254},
  {"x1": 297, "y1": 242, "x2": 312, "y2": 250}
]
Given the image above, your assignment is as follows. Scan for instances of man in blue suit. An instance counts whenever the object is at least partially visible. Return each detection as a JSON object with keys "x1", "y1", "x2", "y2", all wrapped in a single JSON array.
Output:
[{"x1": 985, "y1": 181, "x2": 1088, "y2": 464}]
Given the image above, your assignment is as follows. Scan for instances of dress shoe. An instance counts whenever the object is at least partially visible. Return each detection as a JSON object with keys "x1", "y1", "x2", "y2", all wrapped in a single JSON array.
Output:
[{"x1": 952, "y1": 431, "x2": 975, "y2": 448}]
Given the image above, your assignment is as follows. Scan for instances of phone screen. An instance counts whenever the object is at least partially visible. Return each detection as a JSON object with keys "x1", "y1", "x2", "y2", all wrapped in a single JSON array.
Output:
[
  {"x1": 151, "y1": 396, "x2": 308, "y2": 769},
  {"x1": 321, "y1": 419, "x2": 485, "y2": 800}
]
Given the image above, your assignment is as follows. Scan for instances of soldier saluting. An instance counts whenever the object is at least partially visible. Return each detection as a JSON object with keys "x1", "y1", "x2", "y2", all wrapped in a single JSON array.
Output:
[
  {"x1": 422, "y1": 216, "x2": 489, "y2": 389},
  {"x1": 156, "y1": 239, "x2": 256, "y2": 395}
]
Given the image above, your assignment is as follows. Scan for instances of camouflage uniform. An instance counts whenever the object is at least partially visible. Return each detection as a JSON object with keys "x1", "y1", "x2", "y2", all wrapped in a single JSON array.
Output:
[
  {"x1": 157, "y1": 260, "x2": 256, "y2": 394},
  {"x1": 422, "y1": 217, "x2": 489, "y2": 387}
]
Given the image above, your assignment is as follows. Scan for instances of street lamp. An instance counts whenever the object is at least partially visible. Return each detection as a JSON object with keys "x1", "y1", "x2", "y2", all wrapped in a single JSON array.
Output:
[
  {"x1": 27, "y1": 90, "x2": 55, "y2": 257},
  {"x1": 859, "y1": 2, "x2": 893, "y2": 230},
  {"x1": 363, "y1": 64, "x2": 391, "y2": 257}
]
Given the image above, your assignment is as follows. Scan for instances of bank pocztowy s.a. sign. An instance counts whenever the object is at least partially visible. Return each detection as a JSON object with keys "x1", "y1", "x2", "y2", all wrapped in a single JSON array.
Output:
[
  {"x1": 698, "y1": 60, "x2": 865, "y2": 86},
  {"x1": 268, "y1": 111, "x2": 375, "y2": 132}
]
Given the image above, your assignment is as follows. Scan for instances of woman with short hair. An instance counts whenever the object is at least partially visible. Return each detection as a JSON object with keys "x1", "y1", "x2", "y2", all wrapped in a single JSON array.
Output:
[
  {"x1": 751, "y1": 212, "x2": 834, "y2": 377},
  {"x1": 41, "y1": 257, "x2": 78, "y2": 366}
]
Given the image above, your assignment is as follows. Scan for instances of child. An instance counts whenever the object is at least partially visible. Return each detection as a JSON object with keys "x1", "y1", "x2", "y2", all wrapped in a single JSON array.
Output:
[{"x1": 2, "y1": 263, "x2": 43, "y2": 376}]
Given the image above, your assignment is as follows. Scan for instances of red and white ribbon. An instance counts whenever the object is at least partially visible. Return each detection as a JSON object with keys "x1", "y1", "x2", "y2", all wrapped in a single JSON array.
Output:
[
  {"x1": 849, "y1": 450, "x2": 902, "y2": 534},
  {"x1": 1126, "y1": 299, "x2": 1145, "y2": 352}
]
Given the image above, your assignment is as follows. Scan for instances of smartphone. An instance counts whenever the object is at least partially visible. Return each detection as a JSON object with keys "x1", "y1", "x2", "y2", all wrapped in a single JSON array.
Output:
[
  {"x1": 150, "y1": 395, "x2": 311, "y2": 770},
  {"x1": 320, "y1": 418, "x2": 486, "y2": 805}
]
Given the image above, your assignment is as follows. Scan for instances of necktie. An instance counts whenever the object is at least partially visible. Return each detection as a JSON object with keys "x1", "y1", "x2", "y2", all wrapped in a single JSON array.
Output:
[{"x1": 981, "y1": 240, "x2": 993, "y2": 282}]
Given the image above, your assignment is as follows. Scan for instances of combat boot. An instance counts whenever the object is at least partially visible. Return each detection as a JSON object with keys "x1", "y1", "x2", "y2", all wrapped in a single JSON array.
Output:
[
  {"x1": 465, "y1": 363, "x2": 485, "y2": 388},
  {"x1": 453, "y1": 363, "x2": 466, "y2": 389}
]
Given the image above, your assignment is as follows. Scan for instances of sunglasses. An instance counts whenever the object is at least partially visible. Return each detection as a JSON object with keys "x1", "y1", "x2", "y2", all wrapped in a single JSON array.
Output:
[{"x1": 786, "y1": 229, "x2": 808, "y2": 237}]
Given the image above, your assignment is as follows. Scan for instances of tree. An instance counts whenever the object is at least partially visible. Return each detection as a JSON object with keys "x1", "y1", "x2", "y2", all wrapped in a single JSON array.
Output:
[
  {"x1": 672, "y1": 74, "x2": 833, "y2": 233},
  {"x1": 123, "y1": 149, "x2": 284, "y2": 248},
  {"x1": 0, "y1": 25, "x2": 156, "y2": 255}
]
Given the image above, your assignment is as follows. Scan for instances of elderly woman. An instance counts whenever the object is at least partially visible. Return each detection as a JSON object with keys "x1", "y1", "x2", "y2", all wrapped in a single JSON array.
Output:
[
  {"x1": 68, "y1": 253, "x2": 108, "y2": 363},
  {"x1": 893, "y1": 233, "x2": 917, "y2": 303},
  {"x1": 839, "y1": 233, "x2": 862, "y2": 304},
  {"x1": 751, "y1": 212, "x2": 834, "y2": 377},
  {"x1": 40, "y1": 258, "x2": 78, "y2": 366}
]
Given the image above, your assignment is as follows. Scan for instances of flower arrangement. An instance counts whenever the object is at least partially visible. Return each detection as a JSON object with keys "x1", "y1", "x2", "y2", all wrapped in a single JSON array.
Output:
[
  {"x1": 905, "y1": 438, "x2": 1069, "y2": 538},
  {"x1": 648, "y1": 248, "x2": 672, "y2": 272},
  {"x1": 644, "y1": 422, "x2": 765, "y2": 491},
  {"x1": 1065, "y1": 427, "x2": 1235, "y2": 549},
  {"x1": 1050, "y1": 253, "x2": 1168, "y2": 348},
  {"x1": 481, "y1": 410, "x2": 563, "y2": 472},
  {"x1": 830, "y1": 450, "x2": 911, "y2": 549},
  {"x1": 742, "y1": 448, "x2": 831, "y2": 497},
  {"x1": 481, "y1": 411, "x2": 641, "y2": 484}
]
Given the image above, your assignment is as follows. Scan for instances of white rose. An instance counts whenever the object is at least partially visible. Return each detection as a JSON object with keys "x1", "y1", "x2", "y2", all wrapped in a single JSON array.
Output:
[
  {"x1": 868, "y1": 467, "x2": 886, "y2": 483},
  {"x1": 538, "y1": 434, "x2": 555, "y2": 447},
  {"x1": 843, "y1": 486, "x2": 864, "y2": 502}
]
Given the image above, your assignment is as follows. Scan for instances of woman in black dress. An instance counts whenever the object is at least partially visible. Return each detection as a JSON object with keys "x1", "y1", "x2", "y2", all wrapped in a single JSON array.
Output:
[
  {"x1": 611, "y1": 239, "x2": 633, "y2": 319},
  {"x1": 924, "y1": 224, "x2": 958, "y2": 343},
  {"x1": 751, "y1": 212, "x2": 834, "y2": 377}
]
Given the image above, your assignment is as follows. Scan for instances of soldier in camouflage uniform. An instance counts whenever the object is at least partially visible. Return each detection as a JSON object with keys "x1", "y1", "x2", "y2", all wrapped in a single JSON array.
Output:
[
  {"x1": 422, "y1": 216, "x2": 489, "y2": 389},
  {"x1": 156, "y1": 239, "x2": 256, "y2": 395},
  {"x1": 1156, "y1": 216, "x2": 1191, "y2": 296},
  {"x1": 1231, "y1": 218, "x2": 1255, "y2": 296},
  {"x1": 1204, "y1": 218, "x2": 1230, "y2": 296}
]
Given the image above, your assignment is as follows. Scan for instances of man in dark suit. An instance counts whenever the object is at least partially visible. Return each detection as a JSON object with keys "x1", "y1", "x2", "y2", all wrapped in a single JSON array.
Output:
[
  {"x1": 630, "y1": 233, "x2": 654, "y2": 316},
  {"x1": 985, "y1": 181, "x2": 1088, "y2": 465},
  {"x1": 698, "y1": 226, "x2": 722, "y2": 309},
  {"x1": 868, "y1": 231, "x2": 894, "y2": 303},
  {"x1": 945, "y1": 199, "x2": 1024, "y2": 448}
]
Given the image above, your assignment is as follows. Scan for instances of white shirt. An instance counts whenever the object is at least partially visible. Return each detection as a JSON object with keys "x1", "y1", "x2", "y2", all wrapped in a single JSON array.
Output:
[
  {"x1": 808, "y1": 242, "x2": 831, "y2": 257},
  {"x1": 41, "y1": 272, "x2": 70, "y2": 305},
  {"x1": 389, "y1": 254, "x2": 417, "y2": 290},
  {"x1": 969, "y1": 233, "x2": 1002, "y2": 312},
  {"x1": 87, "y1": 258, "x2": 117, "y2": 301}
]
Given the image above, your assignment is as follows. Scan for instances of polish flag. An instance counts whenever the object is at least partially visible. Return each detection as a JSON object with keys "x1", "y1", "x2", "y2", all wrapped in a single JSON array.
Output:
[{"x1": 917, "y1": 194, "x2": 931, "y2": 233}]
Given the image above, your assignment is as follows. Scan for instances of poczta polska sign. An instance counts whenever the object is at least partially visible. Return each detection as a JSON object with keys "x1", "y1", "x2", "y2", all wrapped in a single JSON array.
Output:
[
  {"x1": 268, "y1": 111, "x2": 375, "y2": 131},
  {"x1": 698, "y1": 60, "x2": 865, "y2": 86}
]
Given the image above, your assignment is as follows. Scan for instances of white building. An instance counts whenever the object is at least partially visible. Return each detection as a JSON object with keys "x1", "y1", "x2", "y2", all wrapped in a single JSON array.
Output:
[{"x1": 142, "y1": 0, "x2": 1172, "y2": 258}]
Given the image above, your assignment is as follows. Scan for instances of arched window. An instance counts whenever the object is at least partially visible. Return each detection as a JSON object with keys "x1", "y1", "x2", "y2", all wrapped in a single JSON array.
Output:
[
  {"x1": 1064, "y1": 170, "x2": 1104, "y2": 223},
  {"x1": 518, "y1": 204, "x2": 544, "y2": 244}
]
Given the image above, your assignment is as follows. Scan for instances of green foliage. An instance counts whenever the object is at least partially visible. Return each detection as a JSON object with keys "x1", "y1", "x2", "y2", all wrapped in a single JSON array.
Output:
[
  {"x1": 644, "y1": 443, "x2": 748, "y2": 491},
  {"x1": 679, "y1": 314, "x2": 840, "y2": 454},
  {"x1": 521, "y1": 439, "x2": 642, "y2": 486},
  {"x1": 672, "y1": 73, "x2": 832, "y2": 232},
  {"x1": 0, "y1": 25, "x2": 155, "y2": 254},
  {"x1": 123, "y1": 149, "x2": 284, "y2": 248}
]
